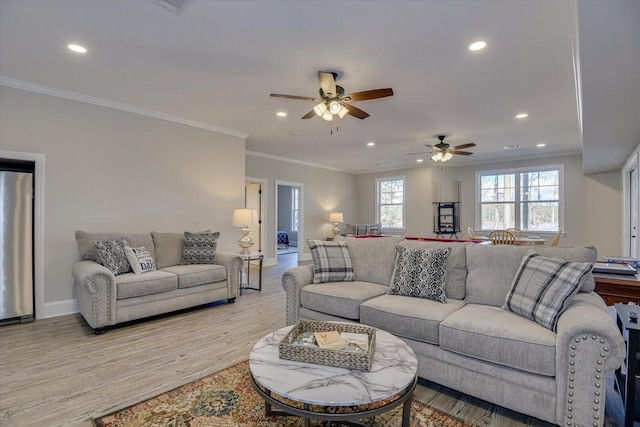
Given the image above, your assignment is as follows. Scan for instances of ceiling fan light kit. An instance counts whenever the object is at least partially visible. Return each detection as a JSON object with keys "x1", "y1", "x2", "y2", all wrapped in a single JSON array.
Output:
[{"x1": 271, "y1": 71, "x2": 393, "y2": 121}]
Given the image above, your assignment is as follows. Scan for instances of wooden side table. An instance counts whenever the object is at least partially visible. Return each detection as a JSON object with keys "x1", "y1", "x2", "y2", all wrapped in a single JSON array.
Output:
[{"x1": 593, "y1": 273, "x2": 640, "y2": 305}]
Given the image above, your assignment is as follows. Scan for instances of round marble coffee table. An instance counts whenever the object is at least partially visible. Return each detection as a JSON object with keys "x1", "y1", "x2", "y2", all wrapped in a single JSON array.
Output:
[{"x1": 249, "y1": 324, "x2": 418, "y2": 427}]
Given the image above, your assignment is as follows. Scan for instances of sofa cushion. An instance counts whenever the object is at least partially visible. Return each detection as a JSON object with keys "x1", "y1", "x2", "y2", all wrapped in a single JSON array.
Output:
[
  {"x1": 397, "y1": 240, "x2": 468, "y2": 300},
  {"x1": 307, "y1": 240, "x2": 356, "y2": 283},
  {"x1": 124, "y1": 246, "x2": 156, "y2": 274},
  {"x1": 388, "y1": 246, "x2": 451, "y2": 303},
  {"x1": 116, "y1": 270, "x2": 178, "y2": 299},
  {"x1": 465, "y1": 245, "x2": 597, "y2": 307},
  {"x1": 162, "y1": 264, "x2": 227, "y2": 289},
  {"x1": 361, "y1": 294, "x2": 465, "y2": 345},
  {"x1": 300, "y1": 281, "x2": 389, "y2": 320},
  {"x1": 504, "y1": 250, "x2": 592, "y2": 331},
  {"x1": 181, "y1": 231, "x2": 219, "y2": 265},
  {"x1": 94, "y1": 238, "x2": 132, "y2": 275},
  {"x1": 440, "y1": 304, "x2": 557, "y2": 376},
  {"x1": 339, "y1": 236, "x2": 404, "y2": 285},
  {"x1": 76, "y1": 231, "x2": 156, "y2": 263}
]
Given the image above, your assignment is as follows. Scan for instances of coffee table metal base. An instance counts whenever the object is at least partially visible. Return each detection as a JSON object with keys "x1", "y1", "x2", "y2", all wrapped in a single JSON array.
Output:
[{"x1": 250, "y1": 372, "x2": 417, "y2": 427}]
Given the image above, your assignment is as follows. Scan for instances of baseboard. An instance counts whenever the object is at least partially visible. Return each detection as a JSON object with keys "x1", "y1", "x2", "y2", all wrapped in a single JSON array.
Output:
[
  {"x1": 38, "y1": 299, "x2": 78, "y2": 319},
  {"x1": 264, "y1": 257, "x2": 277, "y2": 267}
]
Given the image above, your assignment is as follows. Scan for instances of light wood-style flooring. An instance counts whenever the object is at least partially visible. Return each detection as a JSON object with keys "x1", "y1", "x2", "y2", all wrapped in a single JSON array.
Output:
[{"x1": 0, "y1": 252, "x2": 626, "y2": 426}]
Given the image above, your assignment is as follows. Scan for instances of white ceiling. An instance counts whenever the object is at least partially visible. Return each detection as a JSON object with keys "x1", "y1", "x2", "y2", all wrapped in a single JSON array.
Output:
[{"x1": 0, "y1": 0, "x2": 638, "y2": 174}]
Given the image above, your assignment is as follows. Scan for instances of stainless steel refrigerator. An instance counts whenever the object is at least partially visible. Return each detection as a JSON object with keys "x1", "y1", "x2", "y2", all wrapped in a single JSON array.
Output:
[{"x1": 0, "y1": 170, "x2": 34, "y2": 324}]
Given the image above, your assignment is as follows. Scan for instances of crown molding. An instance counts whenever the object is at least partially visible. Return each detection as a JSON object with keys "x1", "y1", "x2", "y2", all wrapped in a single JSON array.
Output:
[
  {"x1": 245, "y1": 150, "x2": 350, "y2": 173},
  {"x1": 0, "y1": 77, "x2": 249, "y2": 140}
]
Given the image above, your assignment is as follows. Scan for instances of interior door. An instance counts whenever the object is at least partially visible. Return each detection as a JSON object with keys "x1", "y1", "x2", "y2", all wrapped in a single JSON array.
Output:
[
  {"x1": 245, "y1": 181, "x2": 262, "y2": 253},
  {"x1": 630, "y1": 167, "x2": 638, "y2": 259}
]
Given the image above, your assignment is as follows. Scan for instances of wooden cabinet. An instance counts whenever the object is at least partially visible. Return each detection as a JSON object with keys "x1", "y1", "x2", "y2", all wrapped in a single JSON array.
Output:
[{"x1": 593, "y1": 273, "x2": 640, "y2": 305}]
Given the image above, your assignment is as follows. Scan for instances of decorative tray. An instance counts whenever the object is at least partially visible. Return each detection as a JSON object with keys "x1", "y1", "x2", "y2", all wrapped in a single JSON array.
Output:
[{"x1": 279, "y1": 320, "x2": 376, "y2": 371}]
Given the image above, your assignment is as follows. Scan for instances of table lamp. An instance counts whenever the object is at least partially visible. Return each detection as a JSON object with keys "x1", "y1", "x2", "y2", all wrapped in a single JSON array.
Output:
[
  {"x1": 232, "y1": 208, "x2": 257, "y2": 255},
  {"x1": 329, "y1": 212, "x2": 343, "y2": 239}
]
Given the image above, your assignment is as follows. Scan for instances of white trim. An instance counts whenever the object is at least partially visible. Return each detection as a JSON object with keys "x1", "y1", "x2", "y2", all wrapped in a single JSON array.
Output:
[
  {"x1": 246, "y1": 151, "x2": 348, "y2": 173},
  {"x1": 474, "y1": 164, "x2": 565, "y2": 233},
  {"x1": 245, "y1": 177, "x2": 267, "y2": 256},
  {"x1": 569, "y1": 0, "x2": 584, "y2": 141},
  {"x1": 275, "y1": 180, "x2": 304, "y2": 264},
  {"x1": 0, "y1": 77, "x2": 249, "y2": 140},
  {"x1": 621, "y1": 145, "x2": 640, "y2": 257},
  {"x1": 0, "y1": 150, "x2": 46, "y2": 319},
  {"x1": 375, "y1": 176, "x2": 406, "y2": 229},
  {"x1": 40, "y1": 299, "x2": 77, "y2": 319}
]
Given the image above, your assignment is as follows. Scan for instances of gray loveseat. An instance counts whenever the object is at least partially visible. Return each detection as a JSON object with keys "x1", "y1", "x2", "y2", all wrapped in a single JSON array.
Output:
[
  {"x1": 73, "y1": 231, "x2": 243, "y2": 333},
  {"x1": 282, "y1": 236, "x2": 626, "y2": 426}
]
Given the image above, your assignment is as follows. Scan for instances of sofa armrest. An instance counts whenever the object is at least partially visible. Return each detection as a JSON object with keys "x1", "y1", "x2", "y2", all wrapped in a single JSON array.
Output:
[
  {"x1": 214, "y1": 251, "x2": 243, "y2": 299},
  {"x1": 281, "y1": 265, "x2": 314, "y2": 325},
  {"x1": 554, "y1": 292, "x2": 626, "y2": 427},
  {"x1": 72, "y1": 260, "x2": 118, "y2": 329}
]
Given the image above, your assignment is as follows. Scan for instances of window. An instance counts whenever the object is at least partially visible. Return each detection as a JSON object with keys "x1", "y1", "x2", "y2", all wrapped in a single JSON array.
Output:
[
  {"x1": 291, "y1": 187, "x2": 299, "y2": 231},
  {"x1": 477, "y1": 166, "x2": 563, "y2": 232},
  {"x1": 376, "y1": 177, "x2": 405, "y2": 229}
]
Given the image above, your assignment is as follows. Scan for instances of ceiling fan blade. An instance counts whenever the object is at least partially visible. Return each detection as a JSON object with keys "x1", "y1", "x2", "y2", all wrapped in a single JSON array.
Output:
[
  {"x1": 343, "y1": 88, "x2": 394, "y2": 102},
  {"x1": 301, "y1": 110, "x2": 316, "y2": 119},
  {"x1": 451, "y1": 151, "x2": 474, "y2": 156},
  {"x1": 318, "y1": 71, "x2": 337, "y2": 98},
  {"x1": 341, "y1": 102, "x2": 369, "y2": 119},
  {"x1": 451, "y1": 143, "x2": 477, "y2": 150},
  {"x1": 270, "y1": 94, "x2": 321, "y2": 101}
]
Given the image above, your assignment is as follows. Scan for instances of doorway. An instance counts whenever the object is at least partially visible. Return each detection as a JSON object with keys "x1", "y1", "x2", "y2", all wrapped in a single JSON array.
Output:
[
  {"x1": 623, "y1": 151, "x2": 639, "y2": 258},
  {"x1": 275, "y1": 181, "x2": 303, "y2": 263},
  {"x1": 245, "y1": 178, "x2": 266, "y2": 254}
]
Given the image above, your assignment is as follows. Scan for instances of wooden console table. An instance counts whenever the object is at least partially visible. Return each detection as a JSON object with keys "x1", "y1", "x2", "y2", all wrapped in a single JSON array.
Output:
[{"x1": 593, "y1": 273, "x2": 640, "y2": 305}]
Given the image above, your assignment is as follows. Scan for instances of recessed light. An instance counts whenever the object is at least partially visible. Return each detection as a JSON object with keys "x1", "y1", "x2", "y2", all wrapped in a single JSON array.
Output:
[
  {"x1": 366, "y1": 141, "x2": 375, "y2": 147},
  {"x1": 416, "y1": 159, "x2": 424, "y2": 163},
  {"x1": 67, "y1": 44, "x2": 87, "y2": 54},
  {"x1": 276, "y1": 111, "x2": 287, "y2": 117},
  {"x1": 469, "y1": 41, "x2": 486, "y2": 51},
  {"x1": 504, "y1": 144, "x2": 520, "y2": 150},
  {"x1": 536, "y1": 143, "x2": 546, "y2": 148},
  {"x1": 515, "y1": 113, "x2": 529, "y2": 119}
]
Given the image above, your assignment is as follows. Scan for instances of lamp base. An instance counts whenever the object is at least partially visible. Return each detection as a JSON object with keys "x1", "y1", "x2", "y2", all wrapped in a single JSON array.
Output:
[
  {"x1": 238, "y1": 226, "x2": 254, "y2": 256},
  {"x1": 332, "y1": 223, "x2": 341, "y2": 238}
]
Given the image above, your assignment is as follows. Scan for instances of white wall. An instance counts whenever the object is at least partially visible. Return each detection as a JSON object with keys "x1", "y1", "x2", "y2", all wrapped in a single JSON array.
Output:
[
  {"x1": 246, "y1": 154, "x2": 358, "y2": 261},
  {"x1": 0, "y1": 87, "x2": 246, "y2": 314},
  {"x1": 357, "y1": 154, "x2": 622, "y2": 255}
]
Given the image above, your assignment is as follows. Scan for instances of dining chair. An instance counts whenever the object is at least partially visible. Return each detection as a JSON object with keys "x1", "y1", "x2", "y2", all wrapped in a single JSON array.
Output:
[
  {"x1": 550, "y1": 230, "x2": 562, "y2": 247},
  {"x1": 488, "y1": 230, "x2": 516, "y2": 245},
  {"x1": 506, "y1": 228, "x2": 523, "y2": 237},
  {"x1": 467, "y1": 227, "x2": 476, "y2": 239}
]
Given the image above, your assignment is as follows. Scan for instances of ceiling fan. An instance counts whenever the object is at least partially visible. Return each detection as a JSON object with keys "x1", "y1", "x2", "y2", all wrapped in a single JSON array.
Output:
[
  {"x1": 270, "y1": 71, "x2": 393, "y2": 121},
  {"x1": 406, "y1": 135, "x2": 476, "y2": 162}
]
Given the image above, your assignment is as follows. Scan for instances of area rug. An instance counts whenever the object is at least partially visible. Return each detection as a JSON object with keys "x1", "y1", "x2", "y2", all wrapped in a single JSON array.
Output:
[{"x1": 93, "y1": 360, "x2": 471, "y2": 427}]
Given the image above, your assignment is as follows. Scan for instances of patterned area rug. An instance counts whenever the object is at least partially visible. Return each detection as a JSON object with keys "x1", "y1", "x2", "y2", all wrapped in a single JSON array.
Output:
[{"x1": 93, "y1": 360, "x2": 471, "y2": 427}]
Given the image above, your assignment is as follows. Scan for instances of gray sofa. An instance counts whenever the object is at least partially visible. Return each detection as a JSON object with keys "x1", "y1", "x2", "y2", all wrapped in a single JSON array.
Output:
[
  {"x1": 282, "y1": 236, "x2": 626, "y2": 426},
  {"x1": 73, "y1": 231, "x2": 243, "y2": 333}
]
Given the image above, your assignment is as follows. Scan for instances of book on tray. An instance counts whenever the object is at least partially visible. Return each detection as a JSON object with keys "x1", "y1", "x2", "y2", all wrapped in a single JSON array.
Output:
[
  {"x1": 602, "y1": 256, "x2": 640, "y2": 269},
  {"x1": 292, "y1": 330, "x2": 370, "y2": 353}
]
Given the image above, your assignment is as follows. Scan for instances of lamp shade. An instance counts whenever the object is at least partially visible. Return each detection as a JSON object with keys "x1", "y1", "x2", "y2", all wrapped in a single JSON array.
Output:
[
  {"x1": 232, "y1": 208, "x2": 256, "y2": 227},
  {"x1": 329, "y1": 212, "x2": 343, "y2": 223}
]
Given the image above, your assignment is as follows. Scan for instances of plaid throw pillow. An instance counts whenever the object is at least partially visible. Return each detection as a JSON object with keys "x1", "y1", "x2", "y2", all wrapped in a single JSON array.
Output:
[
  {"x1": 388, "y1": 246, "x2": 451, "y2": 303},
  {"x1": 503, "y1": 250, "x2": 593, "y2": 331},
  {"x1": 181, "y1": 231, "x2": 219, "y2": 265},
  {"x1": 307, "y1": 239, "x2": 356, "y2": 283},
  {"x1": 355, "y1": 223, "x2": 382, "y2": 236}
]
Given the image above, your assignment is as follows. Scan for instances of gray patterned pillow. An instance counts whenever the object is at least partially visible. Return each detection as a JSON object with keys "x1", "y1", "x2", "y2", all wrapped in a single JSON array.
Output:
[
  {"x1": 503, "y1": 250, "x2": 592, "y2": 331},
  {"x1": 124, "y1": 246, "x2": 156, "y2": 274},
  {"x1": 180, "y1": 231, "x2": 219, "y2": 265},
  {"x1": 388, "y1": 246, "x2": 451, "y2": 303},
  {"x1": 307, "y1": 239, "x2": 356, "y2": 283},
  {"x1": 355, "y1": 223, "x2": 382, "y2": 235},
  {"x1": 94, "y1": 238, "x2": 132, "y2": 275}
]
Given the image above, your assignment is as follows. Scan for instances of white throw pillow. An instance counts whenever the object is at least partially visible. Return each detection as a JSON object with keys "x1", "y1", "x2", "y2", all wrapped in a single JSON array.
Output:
[{"x1": 124, "y1": 246, "x2": 156, "y2": 274}]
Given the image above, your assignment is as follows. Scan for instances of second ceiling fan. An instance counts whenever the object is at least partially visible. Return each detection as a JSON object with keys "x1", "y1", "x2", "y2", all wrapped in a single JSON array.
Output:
[
  {"x1": 270, "y1": 71, "x2": 393, "y2": 121},
  {"x1": 407, "y1": 135, "x2": 476, "y2": 162}
]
